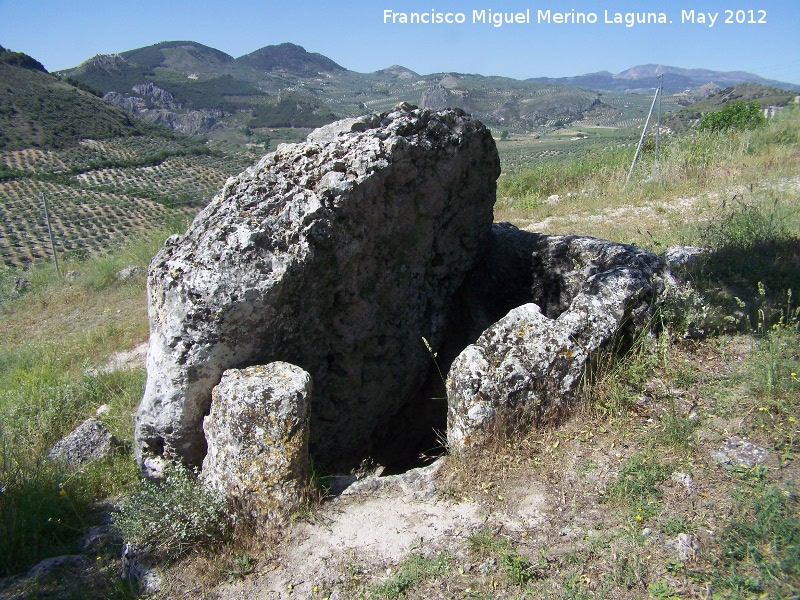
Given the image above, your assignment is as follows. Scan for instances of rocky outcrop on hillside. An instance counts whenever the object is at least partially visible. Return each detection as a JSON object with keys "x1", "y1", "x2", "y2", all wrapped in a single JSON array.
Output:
[
  {"x1": 134, "y1": 104, "x2": 499, "y2": 478},
  {"x1": 103, "y1": 92, "x2": 146, "y2": 114},
  {"x1": 103, "y1": 88, "x2": 224, "y2": 134},
  {"x1": 421, "y1": 84, "x2": 452, "y2": 111},
  {"x1": 131, "y1": 83, "x2": 181, "y2": 109},
  {"x1": 140, "y1": 108, "x2": 224, "y2": 135}
]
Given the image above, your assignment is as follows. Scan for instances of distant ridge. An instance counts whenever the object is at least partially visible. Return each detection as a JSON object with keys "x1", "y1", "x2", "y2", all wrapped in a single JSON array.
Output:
[
  {"x1": 529, "y1": 64, "x2": 800, "y2": 94},
  {"x1": 374, "y1": 65, "x2": 420, "y2": 80},
  {"x1": 235, "y1": 42, "x2": 345, "y2": 76},
  {"x1": 53, "y1": 40, "x2": 800, "y2": 138}
]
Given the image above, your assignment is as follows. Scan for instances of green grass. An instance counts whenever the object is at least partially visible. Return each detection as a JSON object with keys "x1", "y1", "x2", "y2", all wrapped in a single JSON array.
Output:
[
  {"x1": 0, "y1": 234, "x2": 161, "y2": 578},
  {"x1": 603, "y1": 451, "x2": 671, "y2": 521},
  {"x1": 368, "y1": 552, "x2": 452, "y2": 599},
  {"x1": 716, "y1": 483, "x2": 800, "y2": 597},
  {"x1": 495, "y1": 107, "x2": 800, "y2": 248},
  {"x1": 497, "y1": 145, "x2": 631, "y2": 209}
]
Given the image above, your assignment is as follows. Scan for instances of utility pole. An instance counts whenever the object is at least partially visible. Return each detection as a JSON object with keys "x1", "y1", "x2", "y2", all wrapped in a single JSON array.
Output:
[
  {"x1": 41, "y1": 193, "x2": 60, "y2": 277},
  {"x1": 654, "y1": 74, "x2": 664, "y2": 173},
  {"x1": 626, "y1": 86, "x2": 660, "y2": 185}
]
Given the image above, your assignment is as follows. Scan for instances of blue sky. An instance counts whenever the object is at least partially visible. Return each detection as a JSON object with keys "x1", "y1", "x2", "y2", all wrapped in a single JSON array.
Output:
[{"x1": 1, "y1": 0, "x2": 798, "y2": 84}]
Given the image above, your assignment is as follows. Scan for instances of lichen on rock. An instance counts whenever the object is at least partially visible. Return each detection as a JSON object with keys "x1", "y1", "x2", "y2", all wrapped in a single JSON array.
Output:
[{"x1": 202, "y1": 362, "x2": 311, "y2": 518}]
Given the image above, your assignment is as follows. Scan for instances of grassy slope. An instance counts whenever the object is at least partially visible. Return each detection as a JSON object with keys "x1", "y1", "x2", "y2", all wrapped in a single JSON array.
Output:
[
  {"x1": 0, "y1": 63, "x2": 161, "y2": 151},
  {"x1": 0, "y1": 107, "x2": 798, "y2": 598}
]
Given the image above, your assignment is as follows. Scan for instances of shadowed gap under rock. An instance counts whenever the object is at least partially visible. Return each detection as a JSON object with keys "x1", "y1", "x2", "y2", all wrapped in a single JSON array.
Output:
[
  {"x1": 372, "y1": 223, "x2": 620, "y2": 472},
  {"x1": 373, "y1": 223, "x2": 664, "y2": 474}
]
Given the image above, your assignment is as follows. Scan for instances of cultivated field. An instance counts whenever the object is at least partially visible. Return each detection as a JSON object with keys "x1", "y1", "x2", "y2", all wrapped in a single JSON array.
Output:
[{"x1": 0, "y1": 137, "x2": 261, "y2": 267}]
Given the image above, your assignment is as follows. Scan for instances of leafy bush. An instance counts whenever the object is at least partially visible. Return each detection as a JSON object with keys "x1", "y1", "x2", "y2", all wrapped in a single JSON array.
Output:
[
  {"x1": 112, "y1": 465, "x2": 231, "y2": 560},
  {"x1": 698, "y1": 100, "x2": 766, "y2": 133}
]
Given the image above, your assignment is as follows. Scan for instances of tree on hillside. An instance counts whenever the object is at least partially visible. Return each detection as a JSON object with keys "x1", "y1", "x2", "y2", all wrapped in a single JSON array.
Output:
[{"x1": 698, "y1": 100, "x2": 766, "y2": 133}]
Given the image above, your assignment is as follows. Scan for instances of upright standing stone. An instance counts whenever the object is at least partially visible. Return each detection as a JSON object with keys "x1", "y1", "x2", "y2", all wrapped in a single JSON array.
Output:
[{"x1": 202, "y1": 362, "x2": 311, "y2": 518}]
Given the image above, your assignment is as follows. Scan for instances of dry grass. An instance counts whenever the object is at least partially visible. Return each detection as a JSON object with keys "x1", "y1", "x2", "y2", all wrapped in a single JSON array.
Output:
[{"x1": 496, "y1": 107, "x2": 800, "y2": 250}]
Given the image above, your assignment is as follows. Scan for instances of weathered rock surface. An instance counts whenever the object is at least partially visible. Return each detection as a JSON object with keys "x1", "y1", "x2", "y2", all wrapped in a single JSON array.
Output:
[
  {"x1": 664, "y1": 533, "x2": 700, "y2": 561},
  {"x1": 48, "y1": 418, "x2": 118, "y2": 468},
  {"x1": 103, "y1": 91, "x2": 146, "y2": 114},
  {"x1": 662, "y1": 245, "x2": 707, "y2": 269},
  {"x1": 340, "y1": 457, "x2": 444, "y2": 500},
  {"x1": 114, "y1": 265, "x2": 141, "y2": 280},
  {"x1": 202, "y1": 362, "x2": 311, "y2": 518},
  {"x1": 142, "y1": 108, "x2": 225, "y2": 135},
  {"x1": 711, "y1": 436, "x2": 771, "y2": 468},
  {"x1": 131, "y1": 83, "x2": 181, "y2": 109},
  {"x1": 135, "y1": 105, "x2": 499, "y2": 476},
  {"x1": 121, "y1": 542, "x2": 163, "y2": 595},
  {"x1": 447, "y1": 223, "x2": 668, "y2": 450},
  {"x1": 103, "y1": 91, "x2": 224, "y2": 134}
]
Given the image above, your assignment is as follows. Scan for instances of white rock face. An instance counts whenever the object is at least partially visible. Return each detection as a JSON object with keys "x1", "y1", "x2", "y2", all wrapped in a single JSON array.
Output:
[
  {"x1": 134, "y1": 104, "x2": 499, "y2": 476},
  {"x1": 446, "y1": 224, "x2": 668, "y2": 450},
  {"x1": 202, "y1": 362, "x2": 311, "y2": 518}
]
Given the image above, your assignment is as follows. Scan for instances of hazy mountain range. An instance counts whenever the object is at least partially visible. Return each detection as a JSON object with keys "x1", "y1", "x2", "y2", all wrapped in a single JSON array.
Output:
[{"x1": 530, "y1": 64, "x2": 800, "y2": 95}]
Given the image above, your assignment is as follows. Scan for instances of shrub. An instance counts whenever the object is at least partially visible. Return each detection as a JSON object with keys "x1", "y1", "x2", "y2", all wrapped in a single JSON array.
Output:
[
  {"x1": 698, "y1": 100, "x2": 766, "y2": 133},
  {"x1": 112, "y1": 465, "x2": 231, "y2": 560}
]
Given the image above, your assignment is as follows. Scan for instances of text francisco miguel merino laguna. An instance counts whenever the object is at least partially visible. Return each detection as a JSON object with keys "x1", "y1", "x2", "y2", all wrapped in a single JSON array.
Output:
[{"x1": 383, "y1": 8, "x2": 673, "y2": 28}]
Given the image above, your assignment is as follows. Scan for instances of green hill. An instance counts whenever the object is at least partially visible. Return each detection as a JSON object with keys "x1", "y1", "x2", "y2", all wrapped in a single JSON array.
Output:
[
  {"x1": 0, "y1": 61, "x2": 159, "y2": 150},
  {"x1": 235, "y1": 42, "x2": 345, "y2": 76},
  {"x1": 120, "y1": 40, "x2": 235, "y2": 72},
  {"x1": 63, "y1": 53, "x2": 266, "y2": 112},
  {"x1": 0, "y1": 45, "x2": 47, "y2": 72}
]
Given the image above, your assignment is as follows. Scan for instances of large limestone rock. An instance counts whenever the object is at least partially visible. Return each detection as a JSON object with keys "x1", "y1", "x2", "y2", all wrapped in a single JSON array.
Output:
[
  {"x1": 135, "y1": 104, "x2": 499, "y2": 476},
  {"x1": 447, "y1": 223, "x2": 668, "y2": 450},
  {"x1": 202, "y1": 363, "x2": 311, "y2": 518}
]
